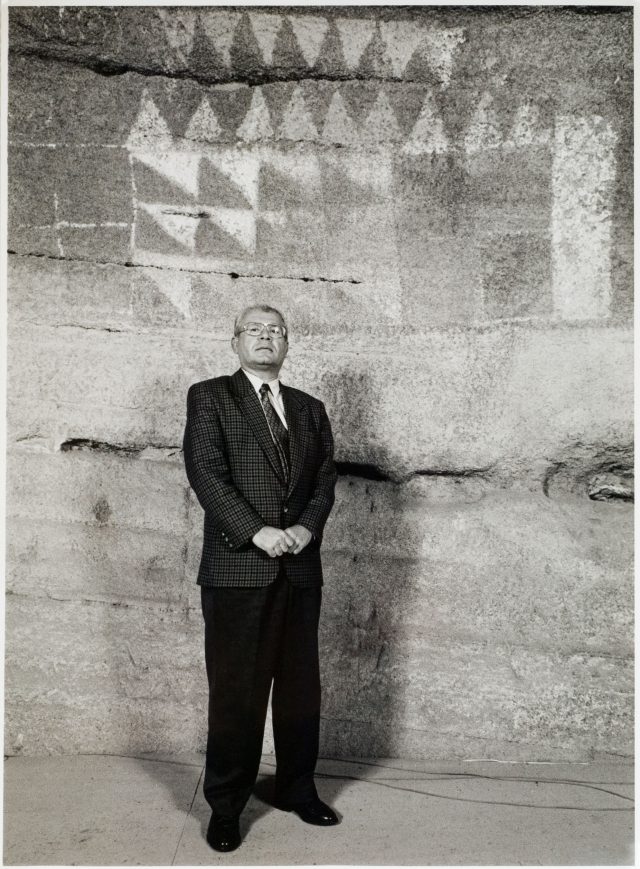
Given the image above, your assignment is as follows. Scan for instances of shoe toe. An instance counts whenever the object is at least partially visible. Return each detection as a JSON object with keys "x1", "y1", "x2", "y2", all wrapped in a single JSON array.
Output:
[
  {"x1": 207, "y1": 816, "x2": 241, "y2": 852},
  {"x1": 295, "y1": 799, "x2": 340, "y2": 826}
]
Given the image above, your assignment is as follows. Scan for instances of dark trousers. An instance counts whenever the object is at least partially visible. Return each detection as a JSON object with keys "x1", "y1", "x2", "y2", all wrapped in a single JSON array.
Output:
[{"x1": 200, "y1": 567, "x2": 322, "y2": 819}]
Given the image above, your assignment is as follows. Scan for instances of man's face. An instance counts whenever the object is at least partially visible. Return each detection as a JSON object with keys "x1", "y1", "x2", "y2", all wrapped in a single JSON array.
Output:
[{"x1": 231, "y1": 308, "x2": 289, "y2": 373}]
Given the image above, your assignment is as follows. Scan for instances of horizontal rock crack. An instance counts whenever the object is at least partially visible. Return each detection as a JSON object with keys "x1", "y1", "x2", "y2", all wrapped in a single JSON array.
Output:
[
  {"x1": 60, "y1": 439, "x2": 182, "y2": 456},
  {"x1": 335, "y1": 461, "x2": 494, "y2": 483},
  {"x1": 8, "y1": 250, "x2": 361, "y2": 284},
  {"x1": 9, "y1": 44, "x2": 447, "y2": 87}
]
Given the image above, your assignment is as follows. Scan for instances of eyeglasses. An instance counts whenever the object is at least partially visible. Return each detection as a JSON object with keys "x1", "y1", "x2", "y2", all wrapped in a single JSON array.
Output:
[{"x1": 236, "y1": 322, "x2": 287, "y2": 338}]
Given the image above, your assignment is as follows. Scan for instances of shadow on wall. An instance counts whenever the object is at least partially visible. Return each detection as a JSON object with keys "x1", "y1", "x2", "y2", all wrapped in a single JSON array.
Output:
[
  {"x1": 317, "y1": 366, "x2": 416, "y2": 760},
  {"x1": 319, "y1": 481, "x2": 419, "y2": 761}
]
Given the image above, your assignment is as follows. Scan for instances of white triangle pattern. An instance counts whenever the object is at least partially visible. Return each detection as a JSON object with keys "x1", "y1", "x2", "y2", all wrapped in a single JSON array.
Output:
[
  {"x1": 421, "y1": 28, "x2": 466, "y2": 88},
  {"x1": 146, "y1": 268, "x2": 192, "y2": 319},
  {"x1": 237, "y1": 89, "x2": 274, "y2": 142},
  {"x1": 200, "y1": 11, "x2": 241, "y2": 66},
  {"x1": 322, "y1": 90, "x2": 359, "y2": 145},
  {"x1": 184, "y1": 98, "x2": 222, "y2": 144},
  {"x1": 403, "y1": 91, "x2": 449, "y2": 156},
  {"x1": 139, "y1": 203, "x2": 198, "y2": 250},
  {"x1": 278, "y1": 85, "x2": 318, "y2": 141},
  {"x1": 203, "y1": 151, "x2": 260, "y2": 208},
  {"x1": 131, "y1": 84, "x2": 545, "y2": 158},
  {"x1": 126, "y1": 92, "x2": 173, "y2": 150},
  {"x1": 288, "y1": 16, "x2": 329, "y2": 68},
  {"x1": 248, "y1": 12, "x2": 283, "y2": 65},
  {"x1": 335, "y1": 18, "x2": 375, "y2": 71},
  {"x1": 361, "y1": 90, "x2": 402, "y2": 143},
  {"x1": 186, "y1": 13, "x2": 463, "y2": 85},
  {"x1": 156, "y1": 9, "x2": 197, "y2": 64},
  {"x1": 208, "y1": 207, "x2": 256, "y2": 252},
  {"x1": 132, "y1": 149, "x2": 201, "y2": 199},
  {"x1": 127, "y1": 96, "x2": 265, "y2": 263},
  {"x1": 127, "y1": 95, "x2": 202, "y2": 197},
  {"x1": 380, "y1": 21, "x2": 427, "y2": 78}
]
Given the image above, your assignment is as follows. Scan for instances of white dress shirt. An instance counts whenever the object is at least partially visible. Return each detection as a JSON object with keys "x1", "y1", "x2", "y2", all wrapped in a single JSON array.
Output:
[{"x1": 241, "y1": 368, "x2": 288, "y2": 430}]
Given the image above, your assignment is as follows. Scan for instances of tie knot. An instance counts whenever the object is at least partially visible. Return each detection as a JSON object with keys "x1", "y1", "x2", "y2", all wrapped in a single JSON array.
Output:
[{"x1": 260, "y1": 383, "x2": 271, "y2": 396}]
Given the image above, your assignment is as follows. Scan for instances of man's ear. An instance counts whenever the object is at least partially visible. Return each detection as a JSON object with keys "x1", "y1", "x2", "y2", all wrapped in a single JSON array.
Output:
[{"x1": 231, "y1": 336, "x2": 238, "y2": 354}]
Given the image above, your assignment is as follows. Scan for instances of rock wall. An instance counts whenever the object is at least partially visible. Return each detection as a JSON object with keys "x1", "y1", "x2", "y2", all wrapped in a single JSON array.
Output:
[{"x1": 6, "y1": 6, "x2": 633, "y2": 760}]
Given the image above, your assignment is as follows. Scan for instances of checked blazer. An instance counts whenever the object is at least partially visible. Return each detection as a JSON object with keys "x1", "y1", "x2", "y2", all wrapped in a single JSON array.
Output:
[{"x1": 183, "y1": 368, "x2": 337, "y2": 588}]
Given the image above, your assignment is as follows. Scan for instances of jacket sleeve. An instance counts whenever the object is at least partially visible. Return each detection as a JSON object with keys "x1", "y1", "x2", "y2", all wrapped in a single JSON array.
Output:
[
  {"x1": 296, "y1": 401, "x2": 337, "y2": 540},
  {"x1": 183, "y1": 382, "x2": 265, "y2": 549}
]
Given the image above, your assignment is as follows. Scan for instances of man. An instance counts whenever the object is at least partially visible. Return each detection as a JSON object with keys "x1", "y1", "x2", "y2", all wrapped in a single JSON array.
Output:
[{"x1": 183, "y1": 304, "x2": 339, "y2": 852}]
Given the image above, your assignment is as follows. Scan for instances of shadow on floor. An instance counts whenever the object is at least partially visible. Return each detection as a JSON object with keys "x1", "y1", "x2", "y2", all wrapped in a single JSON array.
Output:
[{"x1": 135, "y1": 752, "x2": 350, "y2": 846}]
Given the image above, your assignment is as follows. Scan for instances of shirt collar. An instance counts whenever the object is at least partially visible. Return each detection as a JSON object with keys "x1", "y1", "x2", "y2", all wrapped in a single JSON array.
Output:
[{"x1": 241, "y1": 368, "x2": 281, "y2": 399}]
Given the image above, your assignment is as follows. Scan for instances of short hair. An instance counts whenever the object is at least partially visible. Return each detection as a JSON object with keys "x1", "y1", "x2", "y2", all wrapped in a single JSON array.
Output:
[{"x1": 233, "y1": 304, "x2": 288, "y2": 337}]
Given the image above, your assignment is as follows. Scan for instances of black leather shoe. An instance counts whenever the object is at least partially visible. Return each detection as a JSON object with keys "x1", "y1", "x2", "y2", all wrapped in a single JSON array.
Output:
[
  {"x1": 280, "y1": 797, "x2": 340, "y2": 826},
  {"x1": 206, "y1": 814, "x2": 241, "y2": 852}
]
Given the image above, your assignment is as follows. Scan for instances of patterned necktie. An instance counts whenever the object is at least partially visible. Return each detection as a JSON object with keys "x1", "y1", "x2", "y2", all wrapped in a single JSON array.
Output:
[{"x1": 259, "y1": 383, "x2": 290, "y2": 483}]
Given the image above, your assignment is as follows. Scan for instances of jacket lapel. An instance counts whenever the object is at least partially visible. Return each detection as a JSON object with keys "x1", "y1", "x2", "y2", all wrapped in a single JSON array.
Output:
[
  {"x1": 280, "y1": 384, "x2": 307, "y2": 497},
  {"x1": 230, "y1": 369, "x2": 285, "y2": 483}
]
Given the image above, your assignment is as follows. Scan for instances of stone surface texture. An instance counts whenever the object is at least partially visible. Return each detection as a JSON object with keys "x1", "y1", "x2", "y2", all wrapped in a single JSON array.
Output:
[{"x1": 6, "y1": 7, "x2": 633, "y2": 760}]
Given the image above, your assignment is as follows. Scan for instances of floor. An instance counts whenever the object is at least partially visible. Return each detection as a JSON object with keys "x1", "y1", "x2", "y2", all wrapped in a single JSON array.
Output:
[{"x1": 3, "y1": 753, "x2": 634, "y2": 865}]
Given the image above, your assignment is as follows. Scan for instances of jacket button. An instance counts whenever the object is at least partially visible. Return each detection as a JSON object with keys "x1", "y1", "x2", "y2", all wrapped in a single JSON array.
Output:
[{"x1": 283, "y1": 506, "x2": 288, "y2": 513}]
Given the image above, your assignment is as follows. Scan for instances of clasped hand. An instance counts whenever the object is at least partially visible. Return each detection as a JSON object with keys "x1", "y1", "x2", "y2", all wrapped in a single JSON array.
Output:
[{"x1": 252, "y1": 524, "x2": 312, "y2": 558}]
